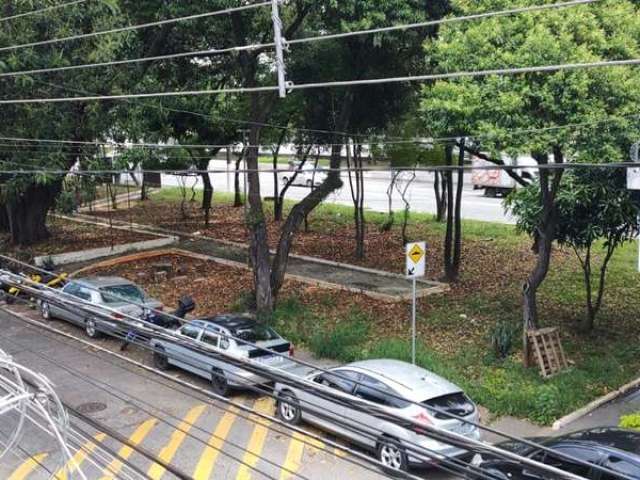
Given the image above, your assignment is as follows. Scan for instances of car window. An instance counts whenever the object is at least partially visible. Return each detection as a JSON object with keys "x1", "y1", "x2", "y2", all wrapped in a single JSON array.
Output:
[
  {"x1": 315, "y1": 370, "x2": 358, "y2": 394},
  {"x1": 181, "y1": 325, "x2": 202, "y2": 340},
  {"x1": 355, "y1": 374, "x2": 409, "y2": 409},
  {"x1": 63, "y1": 282, "x2": 80, "y2": 296},
  {"x1": 77, "y1": 287, "x2": 92, "y2": 301},
  {"x1": 100, "y1": 284, "x2": 145, "y2": 304},
  {"x1": 601, "y1": 456, "x2": 640, "y2": 480},
  {"x1": 219, "y1": 335, "x2": 230, "y2": 350},
  {"x1": 235, "y1": 324, "x2": 279, "y2": 343},
  {"x1": 544, "y1": 446, "x2": 602, "y2": 478},
  {"x1": 201, "y1": 331, "x2": 219, "y2": 347}
]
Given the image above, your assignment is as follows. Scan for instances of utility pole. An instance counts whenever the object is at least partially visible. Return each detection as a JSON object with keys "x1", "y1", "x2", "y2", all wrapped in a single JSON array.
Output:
[{"x1": 271, "y1": 0, "x2": 290, "y2": 98}]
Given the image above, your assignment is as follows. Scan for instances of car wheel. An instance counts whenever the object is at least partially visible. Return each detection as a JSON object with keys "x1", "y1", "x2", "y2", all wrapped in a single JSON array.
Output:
[
  {"x1": 5, "y1": 294, "x2": 15, "y2": 305},
  {"x1": 153, "y1": 346, "x2": 170, "y2": 370},
  {"x1": 306, "y1": 179, "x2": 313, "y2": 187},
  {"x1": 377, "y1": 437, "x2": 407, "y2": 474},
  {"x1": 277, "y1": 392, "x2": 302, "y2": 425},
  {"x1": 40, "y1": 301, "x2": 52, "y2": 321},
  {"x1": 282, "y1": 176, "x2": 289, "y2": 185},
  {"x1": 85, "y1": 318, "x2": 101, "y2": 339},
  {"x1": 211, "y1": 368, "x2": 230, "y2": 397}
]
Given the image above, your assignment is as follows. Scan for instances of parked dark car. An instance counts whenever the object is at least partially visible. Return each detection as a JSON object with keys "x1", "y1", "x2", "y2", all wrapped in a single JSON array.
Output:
[{"x1": 477, "y1": 428, "x2": 640, "y2": 480}]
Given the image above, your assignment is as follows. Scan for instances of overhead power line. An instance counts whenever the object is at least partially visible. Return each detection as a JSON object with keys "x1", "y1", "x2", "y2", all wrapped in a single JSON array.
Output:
[
  {"x1": 0, "y1": 0, "x2": 598, "y2": 78},
  {"x1": 1, "y1": 57, "x2": 638, "y2": 105},
  {"x1": 0, "y1": 0, "x2": 86, "y2": 23},
  {"x1": 0, "y1": 1, "x2": 271, "y2": 54}
]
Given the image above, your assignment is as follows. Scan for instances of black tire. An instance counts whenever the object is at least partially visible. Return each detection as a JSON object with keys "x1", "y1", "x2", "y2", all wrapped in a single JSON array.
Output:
[
  {"x1": 377, "y1": 437, "x2": 408, "y2": 474},
  {"x1": 211, "y1": 368, "x2": 230, "y2": 397},
  {"x1": 5, "y1": 294, "x2": 15, "y2": 305},
  {"x1": 306, "y1": 179, "x2": 313, "y2": 188},
  {"x1": 40, "y1": 301, "x2": 53, "y2": 321},
  {"x1": 85, "y1": 318, "x2": 101, "y2": 339},
  {"x1": 282, "y1": 176, "x2": 289, "y2": 185},
  {"x1": 277, "y1": 392, "x2": 302, "y2": 425},
  {"x1": 153, "y1": 346, "x2": 170, "y2": 370}
]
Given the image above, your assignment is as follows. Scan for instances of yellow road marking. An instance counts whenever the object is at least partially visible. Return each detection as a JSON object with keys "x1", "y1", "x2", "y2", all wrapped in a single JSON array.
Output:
[
  {"x1": 55, "y1": 433, "x2": 107, "y2": 480},
  {"x1": 147, "y1": 405, "x2": 206, "y2": 480},
  {"x1": 193, "y1": 403, "x2": 241, "y2": 479},
  {"x1": 235, "y1": 397, "x2": 275, "y2": 480},
  {"x1": 279, "y1": 432, "x2": 306, "y2": 480},
  {"x1": 9, "y1": 453, "x2": 48, "y2": 480},
  {"x1": 100, "y1": 418, "x2": 158, "y2": 480}
]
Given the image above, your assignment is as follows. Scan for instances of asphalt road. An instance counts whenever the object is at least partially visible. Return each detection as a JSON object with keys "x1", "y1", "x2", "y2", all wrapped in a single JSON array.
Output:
[
  {"x1": 0, "y1": 305, "x2": 457, "y2": 480},
  {"x1": 158, "y1": 160, "x2": 513, "y2": 224}
]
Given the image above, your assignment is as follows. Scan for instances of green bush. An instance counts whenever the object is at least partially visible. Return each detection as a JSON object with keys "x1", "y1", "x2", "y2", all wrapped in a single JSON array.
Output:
[
  {"x1": 489, "y1": 321, "x2": 518, "y2": 360},
  {"x1": 55, "y1": 191, "x2": 77, "y2": 214},
  {"x1": 308, "y1": 311, "x2": 371, "y2": 362},
  {"x1": 620, "y1": 413, "x2": 640, "y2": 431}
]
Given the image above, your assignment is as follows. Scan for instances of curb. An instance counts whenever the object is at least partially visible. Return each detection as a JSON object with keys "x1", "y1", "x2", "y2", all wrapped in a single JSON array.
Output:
[
  {"x1": 552, "y1": 377, "x2": 640, "y2": 430},
  {"x1": 66, "y1": 213, "x2": 448, "y2": 294}
]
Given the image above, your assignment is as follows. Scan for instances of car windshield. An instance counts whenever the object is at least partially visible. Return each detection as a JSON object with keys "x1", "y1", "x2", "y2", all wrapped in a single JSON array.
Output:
[
  {"x1": 100, "y1": 284, "x2": 145, "y2": 304},
  {"x1": 235, "y1": 324, "x2": 279, "y2": 343}
]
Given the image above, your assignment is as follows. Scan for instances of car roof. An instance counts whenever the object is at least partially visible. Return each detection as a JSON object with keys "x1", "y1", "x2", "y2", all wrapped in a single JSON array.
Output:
[
  {"x1": 552, "y1": 428, "x2": 640, "y2": 456},
  {"x1": 339, "y1": 359, "x2": 462, "y2": 401},
  {"x1": 74, "y1": 277, "x2": 135, "y2": 288}
]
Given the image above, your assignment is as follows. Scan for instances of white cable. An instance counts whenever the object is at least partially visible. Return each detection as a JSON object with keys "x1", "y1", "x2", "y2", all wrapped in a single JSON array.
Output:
[
  {"x1": 1, "y1": 57, "x2": 638, "y2": 105},
  {"x1": 0, "y1": 0, "x2": 86, "y2": 23},
  {"x1": 0, "y1": 0, "x2": 597, "y2": 79},
  {"x1": 0, "y1": 1, "x2": 271, "y2": 54}
]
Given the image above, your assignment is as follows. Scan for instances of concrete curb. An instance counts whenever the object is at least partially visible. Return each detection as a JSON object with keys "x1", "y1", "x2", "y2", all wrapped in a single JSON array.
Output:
[
  {"x1": 552, "y1": 377, "x2": 640, "y2": 430},
  {"x1": 66, "y1": 213, "x2": 448, "y2": 295},
  {"x1": 73, "y1": 248, "x2": 427, "y2": 302},
  {"x1": 34, "y1": 236, "x2": 179, "y2": 267}
]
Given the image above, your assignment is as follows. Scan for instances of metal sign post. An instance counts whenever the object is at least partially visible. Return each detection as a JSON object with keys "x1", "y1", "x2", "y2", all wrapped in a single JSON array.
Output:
[
  {"x1": 406, "y1": 242, "x2": 426, "y2": 365},
  {"x1": 628, "y1": 142, "x2": 640, "y2": 272}
]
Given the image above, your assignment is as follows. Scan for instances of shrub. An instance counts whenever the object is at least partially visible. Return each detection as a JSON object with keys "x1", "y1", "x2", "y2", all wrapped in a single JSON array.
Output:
[
  {"x1": 489, "y1": 320, "x2": 518, "y2": 360},
  {"x1": 55, "y1": 190, "x2": 77, "y2": 214},
  {"x1": 620, "y1": 413, "x2": 640, "y2": 431},
  {"x1": 308, "y1": 311, "x2": 371, "y2": 362}
]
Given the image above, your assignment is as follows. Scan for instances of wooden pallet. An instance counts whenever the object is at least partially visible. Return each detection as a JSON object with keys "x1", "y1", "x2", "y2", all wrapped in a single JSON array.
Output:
[{"x1": 527, "y1": 327, "x2": 569, "y2": 378}]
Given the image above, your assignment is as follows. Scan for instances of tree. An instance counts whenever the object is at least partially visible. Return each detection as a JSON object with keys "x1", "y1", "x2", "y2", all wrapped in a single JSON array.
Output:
[
  {"x1": 421, "y1": 0, "x2": 640, "y2": 363},
  {"x1": 507, "y1": 168, "x2": 639, "y2": 332}
]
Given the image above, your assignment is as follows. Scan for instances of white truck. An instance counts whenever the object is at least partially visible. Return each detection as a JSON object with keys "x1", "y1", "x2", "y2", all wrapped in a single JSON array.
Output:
[{"x1": 471, "y1": 155, "x2": 537, "y2": 197}]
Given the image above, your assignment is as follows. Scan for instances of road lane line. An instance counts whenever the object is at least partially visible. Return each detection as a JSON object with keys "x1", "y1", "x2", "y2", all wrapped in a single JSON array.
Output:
[
  {"x1": 99, "y1": 418, "x2": 158, "y2": 480},
  {"x1": 235, "y1": 397, "x2": 275, "y2": 480},
  {"x1": 193, "y1": 403, "x2": 242, "y2": 480},
  {"x1": 8, "y1": 453, "x2": 48, "y2": 480},
  {"x1": 55, "y1": 433, "x2": 107, "y2": 480},
  {"x1": 279, "y1": 432, "x2": 306, "y2": 480},
  {"x1": 147, "y1": 404, "x2": 206, "y2": 480}
]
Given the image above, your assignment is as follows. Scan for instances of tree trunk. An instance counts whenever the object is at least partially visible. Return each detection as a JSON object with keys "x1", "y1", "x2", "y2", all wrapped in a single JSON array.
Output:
[
  {"x1": 443, "y1": 145, "x2": 455, "y2": 281},
  {"x1": 270, "y1": 93, "x2": 353, "y2": 302},
  {"x1": 271, "y1": 143, "x2": 345, "y2": 299},
  {"x1": 6, "y1": 180, "x2": 63, "y2": 245},
  {"x1": 434, "y1": 171, "x2": 447, "y2": 222},
  {"x1": 275, "y1": 146, "x2": 312, "y2": 222},
  {"x1": 245, "y1": 123, "x2": 273, "y2": 319},
  {"x1": 201, "y1": 172, "x2": 213, "y2": 227},
  {"x1": 577, "y1": 243, "x2": 615, "y2": 333},
  {"x1": 522, "y1": 148, "x2": 564, "y2": 367},
  {"x1": 272, "y1": 129, "x2": 287, "y2": 222},
  {"x1": 347, "y1": 144, "x2": 366, "y2": 260},
  {"x1": 0, "y1": 201, "x2": 9, "y2": 233},
  {"x1": 452, "y1": 139, "x2": 465, "y2": 279},
  {"x1": 234, "y1": 151, "x2": 244, "y2": 208}
]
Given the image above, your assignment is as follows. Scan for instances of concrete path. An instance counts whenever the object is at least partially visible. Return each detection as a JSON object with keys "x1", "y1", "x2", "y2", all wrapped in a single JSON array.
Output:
[
  {"x1": 69, "y1": 214, "x2": 446, "y2": 302},
  {"x1": 557, "y1": 388, "x2": 640, "y2": 433}
]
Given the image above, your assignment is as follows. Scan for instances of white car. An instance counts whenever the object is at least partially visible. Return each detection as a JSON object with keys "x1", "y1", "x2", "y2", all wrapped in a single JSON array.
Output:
[
  {"x1": 275, "y1": 359, "x2": 480, "y2": 472},
  {"x1": 281, "y1": 161, "x2": 326, "y2": 188}
]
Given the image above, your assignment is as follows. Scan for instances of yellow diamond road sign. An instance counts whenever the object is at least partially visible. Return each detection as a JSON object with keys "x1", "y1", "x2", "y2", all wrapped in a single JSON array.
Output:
[
  {"x1": 408, "y1": 244, "x2": 425, "y2": 265},
  {"x1": 406, "y1": 241, "x2": 426, "y2": 278}
]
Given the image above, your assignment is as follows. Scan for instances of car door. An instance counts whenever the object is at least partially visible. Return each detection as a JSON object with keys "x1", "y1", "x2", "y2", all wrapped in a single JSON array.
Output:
[
  {"x1": 191, "y1": 329, "x2": 223, "y2": 380},
  {"x1": 533, "y1": 445, "x2": 603, "y2": 480},
  {"x1": 55, "y1": 282, "x2": 89, "y2": 326},
  {"x1": 297, "y1": 369, "x2": 357, "y2": 438},
  {"x1": 348, "y1": 373, "x2": 405, "y2": 450},
  {"x1": 596, "y1": 454, "x2": 640, "y2": 480},
  {"x1": 164, "y1": 324, "x2": 203, "y2": 375}
]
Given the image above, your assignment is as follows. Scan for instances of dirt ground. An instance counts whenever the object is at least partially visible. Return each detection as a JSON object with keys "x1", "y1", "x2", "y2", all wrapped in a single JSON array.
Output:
[{"x1": 1, "y1": 217, "x2": 153, "y2": 261}]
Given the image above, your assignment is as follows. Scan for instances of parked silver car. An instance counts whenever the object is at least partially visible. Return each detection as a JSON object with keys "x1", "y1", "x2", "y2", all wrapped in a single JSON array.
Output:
[
  {"x1": 150, "y1": 315, "x2": 300, "y2": 396},
  {"x1": 40, "y1": 277, "x2": 163, "y2": 339},
  {"x1": 274, "y1": 359, "x2": 481, "y2": 472}
]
